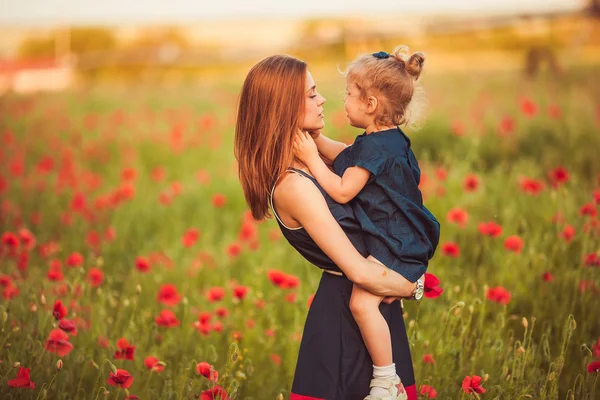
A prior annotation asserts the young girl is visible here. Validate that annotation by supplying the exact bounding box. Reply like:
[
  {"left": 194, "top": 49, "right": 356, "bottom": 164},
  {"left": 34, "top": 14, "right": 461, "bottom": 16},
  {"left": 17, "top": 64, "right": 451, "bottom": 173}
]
[{"left": 294, "top": 46, "right": 440, "bottom": 400}]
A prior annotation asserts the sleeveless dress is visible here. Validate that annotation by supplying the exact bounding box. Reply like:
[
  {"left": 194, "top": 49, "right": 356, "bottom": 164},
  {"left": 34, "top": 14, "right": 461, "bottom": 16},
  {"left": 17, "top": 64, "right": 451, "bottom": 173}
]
[{"left": 270, "top": 168, "right": 417, "bottom": 400}]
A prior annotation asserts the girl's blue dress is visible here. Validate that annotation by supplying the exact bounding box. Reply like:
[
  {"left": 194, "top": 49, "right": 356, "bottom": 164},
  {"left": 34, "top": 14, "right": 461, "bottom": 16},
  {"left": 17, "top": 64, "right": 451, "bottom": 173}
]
[{"left": 333, "top": 127, "right": 440, "bottom": 282}]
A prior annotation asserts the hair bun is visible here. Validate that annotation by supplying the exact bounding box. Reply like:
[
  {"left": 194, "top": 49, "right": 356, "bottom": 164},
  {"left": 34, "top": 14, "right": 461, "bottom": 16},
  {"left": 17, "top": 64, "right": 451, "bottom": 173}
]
[{"left": 406, "top": 52, "right": 425, "bottom": 80}]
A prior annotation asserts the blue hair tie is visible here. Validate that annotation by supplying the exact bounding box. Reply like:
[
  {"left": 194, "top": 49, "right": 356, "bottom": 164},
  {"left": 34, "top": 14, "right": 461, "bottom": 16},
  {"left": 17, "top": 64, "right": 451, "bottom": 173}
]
[{"left": 372, "top": 51, "right": 389, "bottom": 59}]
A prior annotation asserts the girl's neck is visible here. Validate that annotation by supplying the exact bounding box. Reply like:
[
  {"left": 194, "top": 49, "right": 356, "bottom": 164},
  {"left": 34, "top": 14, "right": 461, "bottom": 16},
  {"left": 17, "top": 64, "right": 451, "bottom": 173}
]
[{"left": 365, "top": 122, "right": 396, "bottom": 135}]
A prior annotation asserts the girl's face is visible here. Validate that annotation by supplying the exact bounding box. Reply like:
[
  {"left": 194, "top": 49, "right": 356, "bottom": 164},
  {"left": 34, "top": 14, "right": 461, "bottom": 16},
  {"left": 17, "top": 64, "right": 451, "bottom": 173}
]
[
  {"left": 301, "top": 70, "right": 326, "bottom": 132},
  {"left": 344, "top": 82, "right": 370, "bottom": 129}
]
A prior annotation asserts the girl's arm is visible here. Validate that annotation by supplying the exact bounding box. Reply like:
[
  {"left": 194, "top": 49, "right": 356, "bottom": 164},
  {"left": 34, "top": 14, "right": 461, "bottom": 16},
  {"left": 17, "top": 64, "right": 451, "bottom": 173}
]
[
  {"left": 308, "top": 130, "right": 349, "bottom": 162},
  {"left": 294, "top": 131, "right": 369, "bottom": 204},
  {"left": 274, "top": 174, "right": 416, "bottom": 298}
]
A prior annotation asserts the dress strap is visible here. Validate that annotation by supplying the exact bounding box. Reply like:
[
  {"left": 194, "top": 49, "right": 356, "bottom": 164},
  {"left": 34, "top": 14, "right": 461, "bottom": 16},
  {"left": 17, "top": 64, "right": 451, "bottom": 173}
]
[{"left": 269, "top": 169, "right": 306, "bottom": 231}]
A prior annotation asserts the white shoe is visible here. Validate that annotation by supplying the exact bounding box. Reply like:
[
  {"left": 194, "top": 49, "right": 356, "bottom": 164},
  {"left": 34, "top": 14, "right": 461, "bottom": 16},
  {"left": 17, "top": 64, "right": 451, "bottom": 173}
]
[{"left": 363, "top": 375, "right": 408, "bottom": 400}]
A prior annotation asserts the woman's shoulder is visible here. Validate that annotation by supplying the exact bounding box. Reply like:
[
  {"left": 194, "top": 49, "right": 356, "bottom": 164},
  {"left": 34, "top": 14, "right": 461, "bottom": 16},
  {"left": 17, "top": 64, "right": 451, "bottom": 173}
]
[{"left": 274, "top": 171, "right": 324, "bottom": 207}]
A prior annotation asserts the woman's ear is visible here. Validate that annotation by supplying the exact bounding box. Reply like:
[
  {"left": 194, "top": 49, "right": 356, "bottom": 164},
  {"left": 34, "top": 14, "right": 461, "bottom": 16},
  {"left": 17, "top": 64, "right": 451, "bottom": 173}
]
[{"left": 366, "top": 96, "right": 379, "bottom": 114}]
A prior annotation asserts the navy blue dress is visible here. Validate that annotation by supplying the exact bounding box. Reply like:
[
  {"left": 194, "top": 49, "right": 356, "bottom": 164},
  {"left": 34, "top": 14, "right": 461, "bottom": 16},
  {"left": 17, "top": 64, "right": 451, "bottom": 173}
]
[
  {"left": 333, "top": 127, "right": 440, "bottom": 283},
  {"left": 270, "top": 169, "right": 417, "bottom": 400}
]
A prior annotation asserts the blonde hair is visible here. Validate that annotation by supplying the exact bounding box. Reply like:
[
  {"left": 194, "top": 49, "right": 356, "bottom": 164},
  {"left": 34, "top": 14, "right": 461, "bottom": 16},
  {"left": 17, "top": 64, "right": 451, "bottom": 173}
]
[
  {"left": 345, "top": 45, "right": 427, "bottom": 128},
  {"left": 234, "top": 55, "right": 307, "bottom": 221}
]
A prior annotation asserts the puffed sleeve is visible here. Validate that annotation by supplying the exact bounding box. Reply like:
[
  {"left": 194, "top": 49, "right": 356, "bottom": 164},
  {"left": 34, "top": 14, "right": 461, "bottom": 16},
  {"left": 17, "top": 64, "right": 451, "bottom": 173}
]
[{"left": 348, "top": 137, "right": 388, "bottom": 178}]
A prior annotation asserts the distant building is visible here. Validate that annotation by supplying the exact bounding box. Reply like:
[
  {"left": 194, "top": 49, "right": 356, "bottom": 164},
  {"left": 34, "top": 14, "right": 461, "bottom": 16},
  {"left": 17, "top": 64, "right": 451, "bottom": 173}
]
[{"left": 0, "top": 58, "right": 74, "bottom": 94}]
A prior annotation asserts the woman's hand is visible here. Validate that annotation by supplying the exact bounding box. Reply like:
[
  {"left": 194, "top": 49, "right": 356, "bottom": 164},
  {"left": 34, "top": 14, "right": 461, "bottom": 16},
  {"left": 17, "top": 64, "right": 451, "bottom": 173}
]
[{"left": 293, "top": 130, "right": 320, "bottom": 165}]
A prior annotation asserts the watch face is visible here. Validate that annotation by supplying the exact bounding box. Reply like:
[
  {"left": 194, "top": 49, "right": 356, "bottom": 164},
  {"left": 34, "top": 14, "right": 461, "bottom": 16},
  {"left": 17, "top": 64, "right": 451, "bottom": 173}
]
[{"left": 415, "top": 289, "right": 424, "bottom": 300}]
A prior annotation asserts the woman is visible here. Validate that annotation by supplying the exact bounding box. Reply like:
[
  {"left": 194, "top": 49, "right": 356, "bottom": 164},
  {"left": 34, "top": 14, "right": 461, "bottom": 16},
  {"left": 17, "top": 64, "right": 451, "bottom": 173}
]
[{"left": 234, "top": 54, "right": 419, "bottom": 400}]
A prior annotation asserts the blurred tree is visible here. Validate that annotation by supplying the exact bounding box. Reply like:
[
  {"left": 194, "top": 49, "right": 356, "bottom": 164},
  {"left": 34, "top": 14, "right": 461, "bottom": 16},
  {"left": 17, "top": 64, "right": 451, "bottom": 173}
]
[
  {"left": 589, "top": 0, "right": 600, "bottom": 17},
  {"left": 18, "top": 27, "right": 117, "bottom": 59}
]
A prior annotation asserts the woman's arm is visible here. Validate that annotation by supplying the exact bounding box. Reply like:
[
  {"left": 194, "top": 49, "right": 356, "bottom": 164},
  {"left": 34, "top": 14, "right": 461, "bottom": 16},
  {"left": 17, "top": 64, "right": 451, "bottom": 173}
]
[
  {"left": 275, "top": 174, "right": 417, "bottom": 298},
  {"left": 294, "top": 131, "right": 369, "bottom": 204}
]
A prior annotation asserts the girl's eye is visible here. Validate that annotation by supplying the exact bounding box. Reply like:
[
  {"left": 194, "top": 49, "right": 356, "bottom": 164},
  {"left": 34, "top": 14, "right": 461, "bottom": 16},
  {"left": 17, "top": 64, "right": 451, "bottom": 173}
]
[{"left": 310, "top": 95, "right": 317, "bottom": 99}]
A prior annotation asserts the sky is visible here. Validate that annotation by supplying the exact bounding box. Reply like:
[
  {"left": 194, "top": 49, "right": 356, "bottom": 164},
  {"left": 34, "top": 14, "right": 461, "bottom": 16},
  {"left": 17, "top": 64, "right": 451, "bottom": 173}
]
[{"left": 0, "top": 0, "right": 584, "bottom": 26}]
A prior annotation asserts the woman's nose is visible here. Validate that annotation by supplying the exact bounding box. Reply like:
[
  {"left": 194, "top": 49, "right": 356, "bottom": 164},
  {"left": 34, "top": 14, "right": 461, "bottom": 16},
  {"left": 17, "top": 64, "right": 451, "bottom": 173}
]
[{"left": 319, "top": 95, "right": 326, "bottom": 105}]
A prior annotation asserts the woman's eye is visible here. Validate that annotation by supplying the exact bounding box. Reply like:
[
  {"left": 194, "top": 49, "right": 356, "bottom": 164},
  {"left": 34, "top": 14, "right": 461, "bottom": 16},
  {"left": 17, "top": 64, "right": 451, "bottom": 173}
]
[{"left": 310, "top": 95, "right": 317, "bottom": 99}]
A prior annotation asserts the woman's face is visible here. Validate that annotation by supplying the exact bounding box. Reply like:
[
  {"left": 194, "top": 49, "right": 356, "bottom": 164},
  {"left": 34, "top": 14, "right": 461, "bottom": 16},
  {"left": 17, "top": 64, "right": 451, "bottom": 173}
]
[{"left": 301, "top": 70, "right": 326, "bottom": 132}]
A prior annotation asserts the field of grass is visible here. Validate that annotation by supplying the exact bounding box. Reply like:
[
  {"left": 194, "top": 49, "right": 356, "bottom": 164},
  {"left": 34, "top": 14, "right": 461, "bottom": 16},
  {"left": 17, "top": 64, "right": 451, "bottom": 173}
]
[{"left": 1, "top": 65, "right": 599, "bottom": 399}]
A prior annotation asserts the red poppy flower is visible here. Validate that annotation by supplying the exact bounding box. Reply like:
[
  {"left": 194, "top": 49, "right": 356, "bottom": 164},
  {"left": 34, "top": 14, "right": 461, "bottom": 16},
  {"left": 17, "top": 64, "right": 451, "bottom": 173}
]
[
  {"left": 18, "top": 228, "right": 36, "bottom": 251},
  {"left": 157, "top": 284, "right": 182, "bottom": 307},
  {"left": 66, "top": 252, "right": 83, "bottom": 267},
  {"left": 226, "top": 242, "right": 242, "bottom": 258},
  {"left": 592, "top": 338, "right": 600, "bottom": 358},
  {"left": 285, "top": 292, "right": 297, "bottom": 303},
  {"left": 196, "top": 169, "right": 211, "bottom": 185},
  {"left": 559, "top": 225, "right": 575, "bottom": 243},
  {"left": 45, "top": 329, "right": 74, "bottom": 356},
  {"left": 58, "top": 319, "right": 78, "bottom": 336},
  {"left": 198, "top": 312, "right": 212, "bottom": 324},
  {"left": 462, "top": 375, "right": 486, "bottom": 394},
  {"left": 548, "top": 166, "right": 569, "bottom": 186},
  {"left": 196, "top": 362, "right": 219, "bottom": 382},
  {"left": 47, "top": 265, "right": 64, "bottom": 282},
  {"left": 446, "top": 208, "right": 468, "bottom": 228},
  {"left": 268, "top": 229, "right": 281, "bottom": 242},
  {"left": 182, "top": 228, "right": 200, "bottom": 248},
  {"left": 423, "top": 354, "right": 435, "bottom": 364},
  {"left": 3, "top": 285, "right": 18, "bottom": 300},
  {"left": 106, "top": 369, "right": 134, "bottom": 389},
  {"left": 441, "top": 242, "right": 460, "bottom": 258},
  {"left": 53, "top": 300, "right": 67, "bottom": 320},
  {"left": 463, "top": 174, "right": 479, "bottom": 192},
  {"left": 212, "top": 194, "right": 227, "bottom": 208},
  {"left": 541, "top": 271, "right": 553, "bottom": 282},
  {"left": 307, "top": 293, "right": 315, "bottom": 308},
  {"left": 588, "top": 360, "right": 600, "bottom": 373},
  {"left": 155, "top": 310, "right": 180, "bottom": 328},
  {"left": 121, "top": 167, "right": 137, "bottom": 182},
  {"left": 2, "top": 231, "right": 20, "bottom": 252},
  {"left": 70, "top": 192, "right": 87, "bottom": 212},
  {"left": 478, "top": 221, "right": 503, "bottom": 238},
  {"left": 0, "top": 274, "right": 11, "bottom": 287},
  {"left": 238, "top": 220, "right": 258, "bottom": 242},
  {"left": 424, "top": 273, "right": 444, "bottom": 299},
  {"left": 498, "top": 115, "right": 515, "bottom": 136},
  {"left": 144, "top": 356, "right": 164, "bottom": 372},
  {"left": 215, "top": 307, "right": 229, "bottom": 318},
  {"left": 270, "top": 353, "right": 282, "bottom": 366},
  {"left": 135, "top": 256, "right": 150, "bottom": 273},
  {"left": 207, "top": 287, "right": 225, "bottom": 302},
  {"left": 583, "top": 253, "right": 600, "bottom": 267},
  {"left": 8, "top": 367, "right": 35, "bottom": 389},
  {"left": 520, "top": 97, "right": 537, "bottom": 117},
  {"left": 580, "top": 203, "right": 598, "bottom": 218},
  {"left": 519, "top": 177, "right": 545, "bottom": 195},
  {"left": 419, "top": 384, "right": 437, "bottom": 398},
  {"left": 194, "top": 321, "right": 212, "bottom": 336},
  {"left": 267, "top": 270, "right": 288, "bottom": 288},
  {"left": 87, "top": 268, "right": 104, "bottom": 287},
  {"left": 201, "top": 385, "right": 229, "bottom": 400},
  {"left": 547, "top": 104, "right": 561, "bottom": 119},
  {"left": 282, "top": 274, "right": 300, "bottom": 289},
  {"left": 232, "top": 285, "right": 249, "bottom": 300},
  {"left": 114, "top": 338, "right": 135, "bottom": 360},
  {"left": 504, "top": 235, "right": 524, "bottom": 253},
  {"left": 486, "top": 286, "right": 511, "bottom": 305}
]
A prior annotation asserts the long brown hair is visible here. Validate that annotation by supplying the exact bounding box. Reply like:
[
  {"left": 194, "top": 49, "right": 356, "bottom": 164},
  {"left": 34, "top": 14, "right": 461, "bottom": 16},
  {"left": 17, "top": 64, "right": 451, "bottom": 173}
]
[{"left": 234, "top": 55, "right": 307, "bottom": 221}]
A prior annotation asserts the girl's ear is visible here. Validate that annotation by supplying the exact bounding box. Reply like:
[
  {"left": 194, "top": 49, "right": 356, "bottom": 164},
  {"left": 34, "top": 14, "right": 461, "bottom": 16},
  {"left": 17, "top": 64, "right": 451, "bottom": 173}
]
[{"left": 366, "top": 95, "right": 379, "bottom": 114}]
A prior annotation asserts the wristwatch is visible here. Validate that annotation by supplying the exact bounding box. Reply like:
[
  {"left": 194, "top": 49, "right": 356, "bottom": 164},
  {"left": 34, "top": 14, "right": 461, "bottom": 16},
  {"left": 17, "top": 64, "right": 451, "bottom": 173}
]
[{"left": 411, "top": 277, "right": 424, "bottom": 301}]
